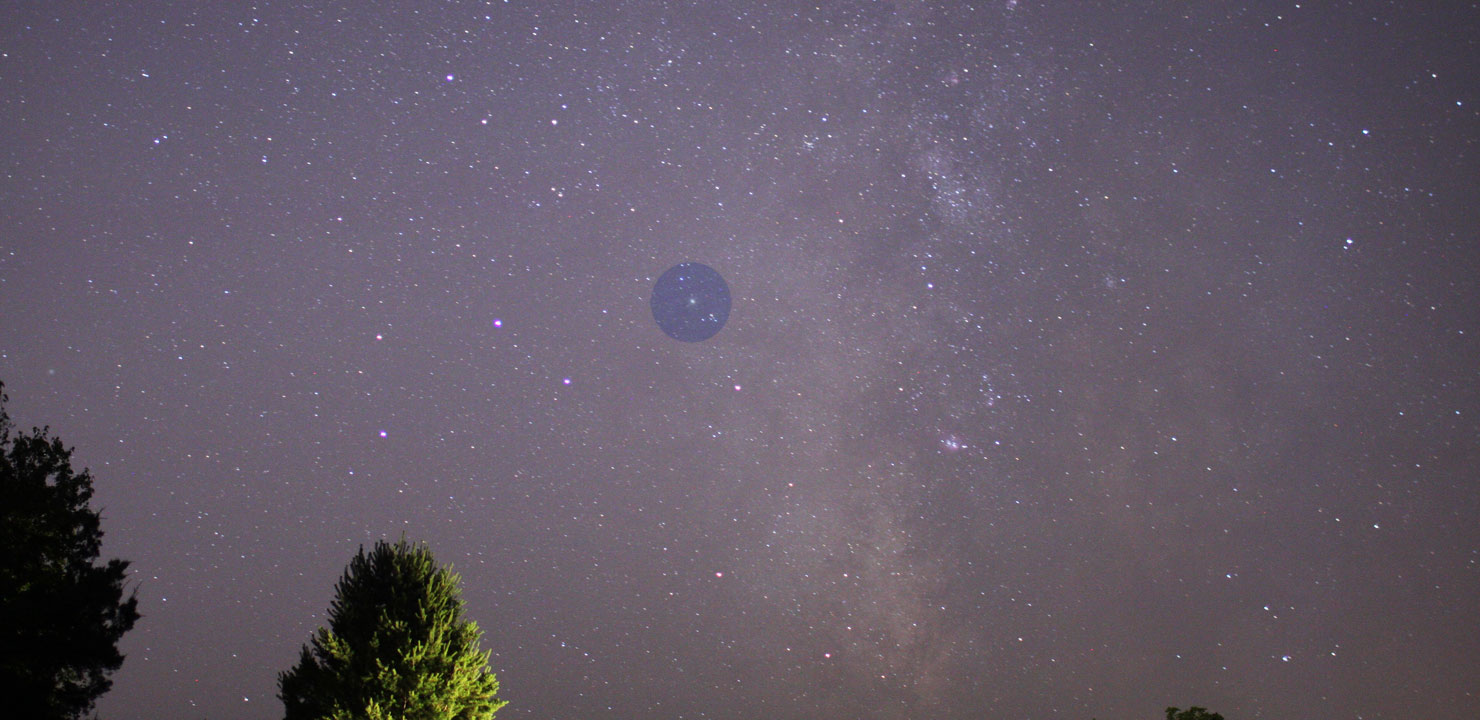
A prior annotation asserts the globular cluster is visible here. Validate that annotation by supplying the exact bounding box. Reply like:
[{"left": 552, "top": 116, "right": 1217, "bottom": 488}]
[{"left": 1, "top": 2, "right": 1476, "bottom": 719}]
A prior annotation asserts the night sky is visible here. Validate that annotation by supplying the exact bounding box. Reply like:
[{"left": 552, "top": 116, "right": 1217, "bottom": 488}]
[{"left": 2, "top": 2, "right": 1477, "bottom": 719}]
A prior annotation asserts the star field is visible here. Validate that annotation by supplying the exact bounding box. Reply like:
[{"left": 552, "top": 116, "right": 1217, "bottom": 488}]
[{"left": 1, "top": 2, "right": 1477, "bottom": 719}]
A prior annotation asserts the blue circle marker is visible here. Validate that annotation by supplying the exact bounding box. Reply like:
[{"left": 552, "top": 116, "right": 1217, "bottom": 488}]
[{"left": 651, "top": 262, "right": 730, "bottom": 342}]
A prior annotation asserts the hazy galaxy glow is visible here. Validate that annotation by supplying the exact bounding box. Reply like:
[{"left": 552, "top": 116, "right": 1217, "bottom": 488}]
[{"left": 1, "top": 3, "right": 1476, "bottom": 719}]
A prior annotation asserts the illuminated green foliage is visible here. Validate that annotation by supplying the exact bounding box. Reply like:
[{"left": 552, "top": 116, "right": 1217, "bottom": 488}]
[{"left": 279, "top": 538, "right": 507, "bottom": 720}]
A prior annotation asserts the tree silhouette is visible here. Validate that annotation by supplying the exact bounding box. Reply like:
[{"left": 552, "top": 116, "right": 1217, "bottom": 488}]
[
  {"left": 279, "top": 538, "right": 508, "bottom": 719},
  {"left": 0, "top": 381, "right": 140, "bottom": 720},
  {"left": 1167, "top": 707, "right": 1225, "bottom": 720}
]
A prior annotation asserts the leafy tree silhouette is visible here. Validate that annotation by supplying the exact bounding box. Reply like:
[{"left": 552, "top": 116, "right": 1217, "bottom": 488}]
[
  {"left": 0, "top": 381, "right": 140, "bottom": 719},
  {"left": 1167, "top": 707, "right": 1225, "bottom": 720}
]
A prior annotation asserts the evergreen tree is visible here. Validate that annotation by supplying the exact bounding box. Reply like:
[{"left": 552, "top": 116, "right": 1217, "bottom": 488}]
[
  {"left": 279, "top": 538, "right": 508, "bottom": 720},
  {"left": 0, "top": 381, "right": 141, "bottom": 720}
]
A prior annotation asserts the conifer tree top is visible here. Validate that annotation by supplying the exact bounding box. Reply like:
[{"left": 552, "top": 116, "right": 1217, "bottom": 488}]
[{"left": 279, "top": 538, "right": 507, "bottom": 720}]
